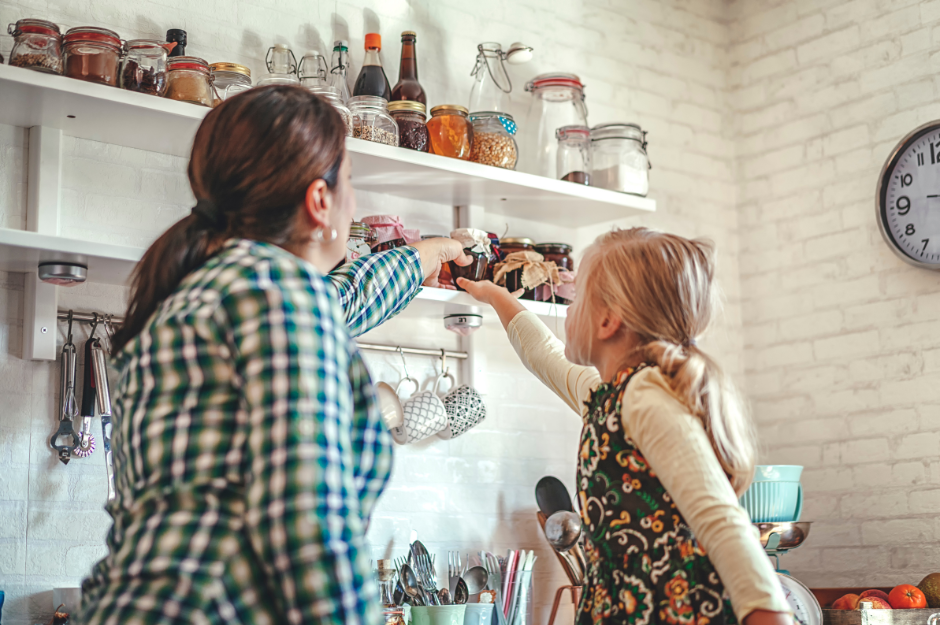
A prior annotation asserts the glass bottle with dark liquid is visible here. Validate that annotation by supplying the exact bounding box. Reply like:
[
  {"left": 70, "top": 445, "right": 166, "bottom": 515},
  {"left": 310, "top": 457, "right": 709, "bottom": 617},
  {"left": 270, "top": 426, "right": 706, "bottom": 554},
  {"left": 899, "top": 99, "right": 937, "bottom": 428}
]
[
  {"left": 391, "top": 31, "right": 426, "bottom": 104},
  {"left": 353, "top": 33, "right": 391, "bottom": 100}
]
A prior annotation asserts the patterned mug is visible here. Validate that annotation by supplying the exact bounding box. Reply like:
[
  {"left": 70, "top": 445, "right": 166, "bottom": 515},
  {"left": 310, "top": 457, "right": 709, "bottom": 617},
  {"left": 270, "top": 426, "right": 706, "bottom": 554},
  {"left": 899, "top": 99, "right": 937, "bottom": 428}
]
[
  {"left": 438, "top": 385, "right": 487, "bottom": 439},
  {"left": 386, "top": 377, "right": 418, "bottom": 445},
  {"left": 400, "top": 372, "right": 454, "bottom": 444}
]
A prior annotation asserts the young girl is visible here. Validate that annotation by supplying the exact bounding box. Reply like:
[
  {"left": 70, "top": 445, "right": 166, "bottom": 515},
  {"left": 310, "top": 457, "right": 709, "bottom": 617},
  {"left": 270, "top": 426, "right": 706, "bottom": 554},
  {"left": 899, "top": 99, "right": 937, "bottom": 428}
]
[{"left": 459, "top": 228, "right": 791, "bottom": 625}]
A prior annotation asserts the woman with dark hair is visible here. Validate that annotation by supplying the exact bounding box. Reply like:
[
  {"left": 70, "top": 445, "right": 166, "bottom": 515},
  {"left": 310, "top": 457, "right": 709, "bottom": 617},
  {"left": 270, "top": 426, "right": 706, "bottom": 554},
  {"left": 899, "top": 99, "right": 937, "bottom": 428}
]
[{"left": 77, "top": 85, "right": 469, "bottom": 625}]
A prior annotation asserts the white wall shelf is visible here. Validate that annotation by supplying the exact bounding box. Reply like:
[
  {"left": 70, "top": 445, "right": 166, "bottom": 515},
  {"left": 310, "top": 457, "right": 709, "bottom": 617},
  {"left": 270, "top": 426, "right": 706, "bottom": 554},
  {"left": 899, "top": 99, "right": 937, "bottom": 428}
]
[{"left": 0, "top": 64, "right": 655, "bottom": 227}]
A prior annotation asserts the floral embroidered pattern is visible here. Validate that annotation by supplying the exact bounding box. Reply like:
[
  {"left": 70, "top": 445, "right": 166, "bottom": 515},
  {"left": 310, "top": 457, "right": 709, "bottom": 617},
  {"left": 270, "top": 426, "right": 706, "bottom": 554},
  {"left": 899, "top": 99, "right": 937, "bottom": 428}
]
[{"left": 576, "top": 365, "right": 737, "bottom": 625}]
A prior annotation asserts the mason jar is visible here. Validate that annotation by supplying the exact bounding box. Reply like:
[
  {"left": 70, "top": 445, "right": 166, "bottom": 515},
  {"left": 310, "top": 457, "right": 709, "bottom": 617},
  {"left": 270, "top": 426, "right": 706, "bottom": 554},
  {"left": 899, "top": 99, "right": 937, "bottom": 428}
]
[
  {"left": 63, "top": 26, "right": 123, "bottom": 86},
  {"left": 556, "top": 125, "right": 592, "bottom": 184},
  {"left": 121, "top": 39, "right": 168, "bottom": 96},
  {"left": 308, "top": 85, "right": 353, "bottom": 137},
  {"left": 7, "top": 18, "right": 62, "bottom": 74},
  {"left": 165, "top": 56, "right": 214, "bottom": 107},
  {"left": 348, "top": 95, "right": 399, "bottom": 147},
  {"left": 469, "top": 111, "right": 518, "bottom": 169},
  {"left": 388, "top": 101, "right": 429, "bottom": 152},
  {"left": 210, "top": 62, "right": 251, "bottom": 103},
  {"left": 346, "top": 221, "right": 375, "bottom": 263},
  {"left": 589, "top": 123, "right": 650, "bottom": 196}
]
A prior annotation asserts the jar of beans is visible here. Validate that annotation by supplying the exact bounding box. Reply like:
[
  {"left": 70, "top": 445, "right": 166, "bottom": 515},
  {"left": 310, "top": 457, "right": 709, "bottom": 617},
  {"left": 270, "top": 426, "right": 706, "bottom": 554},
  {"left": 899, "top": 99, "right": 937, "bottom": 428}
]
[
  {"left": 63, "top": 26, "right": 122, "bottom": 86},
  {"left": 388, "top": 101, "right": 429, "bottom": 152},
  {"left": 469, "top": 111, "right": 518, "bottom": 169},
  {"left": 7, "top": 19, "right": 62, "bottom": 74},
  {"left": 427, "top": 105, "right": 473, "bottom": 160},
  {"left": 121, "top": 40, "right": 168, "bottom": 96}
]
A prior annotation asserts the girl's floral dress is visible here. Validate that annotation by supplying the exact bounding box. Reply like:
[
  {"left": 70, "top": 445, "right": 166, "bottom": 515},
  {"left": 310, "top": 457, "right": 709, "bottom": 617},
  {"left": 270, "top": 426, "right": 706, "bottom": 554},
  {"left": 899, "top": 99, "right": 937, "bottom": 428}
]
[{"left": 577, "top": 364, "right": 738, "bottom": 625}]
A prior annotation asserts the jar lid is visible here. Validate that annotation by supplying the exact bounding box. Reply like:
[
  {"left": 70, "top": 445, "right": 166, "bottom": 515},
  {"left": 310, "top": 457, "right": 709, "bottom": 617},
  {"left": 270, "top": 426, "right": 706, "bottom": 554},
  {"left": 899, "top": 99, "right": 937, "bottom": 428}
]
[
  {"left": 526, "top": 72, "right": 583, "bottom": 91},
  {"left": 590, "top": 123, "right": 645, "bottom": 143},
  {"left": 349, "top": 221, "right": 374, "bottom": 238},
  {"left": 388, "top": 100, "right": 427, "bottom": 114},
  {"left": 365, "top": 33, "right": 382, "bottom": 50},
  {"left": 168, "top": 56, "right": 210, "bottom": 76},
  {"left": 210, "top": 62, "right": 251, "bottom": 77},
  {"left": 535, "top": 243, "right": 573, "bottom": 253},
  {"left": 469, "top": 111, "right": 517, "bottom": 135},
  {"left": 556, "top": 125, "right": 590, "bottom": 141},
  {"left": 430, "top": 104, "right": 469, "bottom": 117},
  {"left": 348, "top": 95, "right": 388, "bottom": 109},
  {"left": 63, "top": 26, "right": 121, "bottom": 48},
  {"left": 501, "top": 237, "right": 535, "bottom": 246},
  {"left": 126, "top": 39, "right": 169, "bottom": 52},
  {"left": 8, "top": 18, "right": 61, "bottom": 37}
]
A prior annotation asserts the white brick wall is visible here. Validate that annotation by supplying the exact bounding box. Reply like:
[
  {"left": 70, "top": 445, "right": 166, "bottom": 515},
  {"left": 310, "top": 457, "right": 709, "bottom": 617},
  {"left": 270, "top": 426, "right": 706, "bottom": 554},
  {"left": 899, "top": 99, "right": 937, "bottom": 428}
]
[
  {"left": 731, "top": 0, "right": 940, "bottom": 588},
  {"left": 0, "top": 0, "right": 739, "bottom": 623}
]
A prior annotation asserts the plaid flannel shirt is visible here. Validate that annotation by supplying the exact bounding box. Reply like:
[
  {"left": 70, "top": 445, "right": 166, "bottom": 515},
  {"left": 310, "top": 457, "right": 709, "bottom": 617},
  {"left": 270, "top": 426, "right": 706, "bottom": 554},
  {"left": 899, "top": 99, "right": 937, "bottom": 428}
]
[{"left": 78, "top": 239, "right": 423, "bottom": 625}]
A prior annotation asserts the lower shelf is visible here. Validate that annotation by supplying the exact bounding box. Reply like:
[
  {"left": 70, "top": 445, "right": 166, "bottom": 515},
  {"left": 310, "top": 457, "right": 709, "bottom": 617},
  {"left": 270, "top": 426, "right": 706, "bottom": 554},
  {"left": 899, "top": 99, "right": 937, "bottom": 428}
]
[{"left": 0, "top": 228, "right": 568, "bottom": 318}]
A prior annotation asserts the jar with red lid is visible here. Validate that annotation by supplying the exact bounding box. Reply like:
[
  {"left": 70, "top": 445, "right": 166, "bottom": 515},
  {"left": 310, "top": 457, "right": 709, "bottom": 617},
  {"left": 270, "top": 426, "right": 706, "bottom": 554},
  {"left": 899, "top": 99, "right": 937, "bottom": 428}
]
[
  {"left": 63, "top": 26, "right": 122, "bottom": 86},
  {"left": 165, "top": 56, "right": 214, "bottom": 107},
  {"left": 521, "top": 73, "right": 588, "bottom": 178},
  {"left": 7, "top": 19, "right": 62, "bottom": 74},
  {"left": 121, "top": 40, "right": 168, "bottom": 96}
]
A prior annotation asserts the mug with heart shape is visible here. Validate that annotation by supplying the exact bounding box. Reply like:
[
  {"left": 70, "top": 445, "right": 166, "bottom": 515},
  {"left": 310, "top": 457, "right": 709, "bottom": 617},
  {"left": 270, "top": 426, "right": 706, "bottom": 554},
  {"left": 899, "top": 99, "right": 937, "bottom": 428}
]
[
  {"left": 400, "top": 371, "right": 455, "bottom": 444},
  {"left": 384, "top": 376, "right": 418, "bottom": 445}
]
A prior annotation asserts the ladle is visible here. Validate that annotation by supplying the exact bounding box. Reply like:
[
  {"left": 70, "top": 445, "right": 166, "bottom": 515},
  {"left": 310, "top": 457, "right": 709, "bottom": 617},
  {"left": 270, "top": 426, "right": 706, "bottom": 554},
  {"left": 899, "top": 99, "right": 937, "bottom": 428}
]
[{"left": 400, "top": 563, "right": 424, "bottom": 606}]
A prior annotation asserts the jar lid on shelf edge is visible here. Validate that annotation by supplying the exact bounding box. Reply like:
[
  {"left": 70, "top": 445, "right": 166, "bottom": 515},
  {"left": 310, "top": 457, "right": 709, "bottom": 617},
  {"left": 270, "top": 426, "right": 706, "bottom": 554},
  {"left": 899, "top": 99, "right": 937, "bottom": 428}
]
[
  {"left": 430, "top": 104, "right": 469, "bottom": 117},
  {"left": 388, "top": 100, "right": 427, "bottom": 114},
  {"left": 63, "top": 26, "right": 122, "bottom": 48},
  {"left": 525, "top": 72, "right": 583, "bottom": 91},
  {"left": 210, "top": 62, "right": 251, "bottom": 77},
  {"left": 8, "top": 18, "right": 61, "bottom": 37}
]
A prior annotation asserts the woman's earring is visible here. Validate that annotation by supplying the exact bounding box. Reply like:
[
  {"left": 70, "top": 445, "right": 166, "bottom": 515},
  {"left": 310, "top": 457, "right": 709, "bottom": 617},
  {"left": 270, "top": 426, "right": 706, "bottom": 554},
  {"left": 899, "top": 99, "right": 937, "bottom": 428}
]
[{"left": 312, "top": 226, "right": 339, "bottom": 244}]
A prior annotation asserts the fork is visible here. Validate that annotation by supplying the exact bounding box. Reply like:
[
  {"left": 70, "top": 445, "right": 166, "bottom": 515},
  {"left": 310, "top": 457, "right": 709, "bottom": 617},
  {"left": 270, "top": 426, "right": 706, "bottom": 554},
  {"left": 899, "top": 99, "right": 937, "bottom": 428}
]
[
  {"left": 413, "top": 553, "right": 440, "bottom": 605},
  {"left": 448, "top": 551, "right": 462, "bottom": 594},
  {"left": 486, "top": 553, "right": 509, "bottom": 625}
]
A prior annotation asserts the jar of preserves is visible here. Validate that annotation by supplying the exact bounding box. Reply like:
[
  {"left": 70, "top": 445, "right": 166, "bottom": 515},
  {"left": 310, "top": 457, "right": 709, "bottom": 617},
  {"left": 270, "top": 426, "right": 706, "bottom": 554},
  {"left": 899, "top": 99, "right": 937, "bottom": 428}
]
[
  {"left": 348, "top": 96, "right": 399, "bottom": 146},
  {"left": 500, "top": 237, "right": 536, "bottom": 300},
  {"left": 427, "top": 105, "right": 473, "bottom": 160},
  {"left": 388, "top": 101, "right": 429, "bottom": 152},
  {"left": 590, "top": 123, "right": 650, "bottom": 196},
  {"left": 346, "top": 221, "right": 375, "bottom": 263},
  {"left": 469, "top": 112, "right": 518, "bottom": 169},
  {"left": 534, "top": 242, "right": 574, "bottom": 303},
  {"left": 521, "top": 73, "right": 588, "bottom": 177},
  {"left": 7, "top": 19, "right": 62, "bottom": 74},
  {"left": 556, "top": 125, "right": 592, "bottom": 184},
  {"left": 308, "top": 86, "right": 353, "bottom": 136},
  {"left": 121, "top": 40, "right": 168, "bottom": 96},
  {"left": 165, "top": 56, "right": 213, "bottom": 107},
  {"left": 210, "top": 62, "right": 251, "bottom": 103},
  {"left": 63, "top": 26, "right": 122, "bottom": 86}
]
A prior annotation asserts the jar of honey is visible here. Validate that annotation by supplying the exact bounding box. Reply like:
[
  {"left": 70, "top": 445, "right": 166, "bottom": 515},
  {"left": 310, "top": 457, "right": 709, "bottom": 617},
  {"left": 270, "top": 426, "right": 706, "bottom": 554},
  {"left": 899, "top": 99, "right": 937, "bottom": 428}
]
[{"left": 427, "top": 105, "right": 473, "bottom": 160}]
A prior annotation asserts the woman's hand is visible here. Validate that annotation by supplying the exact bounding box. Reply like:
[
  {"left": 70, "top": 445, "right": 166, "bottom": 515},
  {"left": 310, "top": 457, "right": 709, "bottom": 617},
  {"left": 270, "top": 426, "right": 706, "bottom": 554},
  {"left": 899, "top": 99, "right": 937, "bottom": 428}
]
[
  {"left": 409, "top": 238, "right": 471, "bottom": 289},
  {"left": 457, "top": 278, "right": 527, "bottom": 330}
]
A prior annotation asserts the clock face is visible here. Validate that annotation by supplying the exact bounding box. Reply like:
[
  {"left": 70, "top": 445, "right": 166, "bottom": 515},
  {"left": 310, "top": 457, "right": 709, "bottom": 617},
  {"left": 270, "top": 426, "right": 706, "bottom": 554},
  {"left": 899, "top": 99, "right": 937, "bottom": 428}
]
[
  {"left": 878, "top": 121, "right": 940, "bottom": 269},
  {"left": 777, "top": 573, "right": 821, "bottom": 625}
]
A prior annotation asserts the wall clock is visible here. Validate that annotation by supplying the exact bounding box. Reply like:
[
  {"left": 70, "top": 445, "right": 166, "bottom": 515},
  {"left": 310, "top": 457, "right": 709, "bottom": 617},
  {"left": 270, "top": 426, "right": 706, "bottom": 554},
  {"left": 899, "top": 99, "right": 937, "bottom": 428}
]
[{"left": 877, "top": 120, "right": 940, "bottom": 269}]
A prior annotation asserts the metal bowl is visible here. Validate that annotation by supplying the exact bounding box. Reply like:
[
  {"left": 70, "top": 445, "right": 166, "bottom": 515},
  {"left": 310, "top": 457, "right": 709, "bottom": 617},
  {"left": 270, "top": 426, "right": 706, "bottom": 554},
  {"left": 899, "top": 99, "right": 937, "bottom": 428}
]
[{"left": 754, "top": 522, "right": 812, "bottom": 550}]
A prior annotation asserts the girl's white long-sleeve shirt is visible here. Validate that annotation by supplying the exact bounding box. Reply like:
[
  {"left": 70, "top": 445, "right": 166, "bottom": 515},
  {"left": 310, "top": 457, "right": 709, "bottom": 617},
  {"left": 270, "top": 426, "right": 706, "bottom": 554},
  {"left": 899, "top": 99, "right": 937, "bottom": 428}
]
[{"left": 507, "top": 311, "right": 790, "bottom": 621}]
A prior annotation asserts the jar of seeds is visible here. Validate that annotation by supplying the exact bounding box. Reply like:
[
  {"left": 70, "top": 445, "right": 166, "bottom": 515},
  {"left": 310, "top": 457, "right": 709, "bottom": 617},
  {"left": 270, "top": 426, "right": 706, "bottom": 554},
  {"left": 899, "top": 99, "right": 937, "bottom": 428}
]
[
  {"left": 348, "top": 95, "right": 399, "bottom": 147},
  {"left": 469, "top": 111, "right": 518, "bottom": 169},
  {"left": 8, "top": 19, "right": 63, "bottom": 74}
]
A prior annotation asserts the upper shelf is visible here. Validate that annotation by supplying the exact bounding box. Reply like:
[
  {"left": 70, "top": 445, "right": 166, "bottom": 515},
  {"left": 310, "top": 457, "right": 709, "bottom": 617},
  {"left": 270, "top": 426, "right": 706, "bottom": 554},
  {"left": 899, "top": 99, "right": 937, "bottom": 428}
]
[
  {"left": 0, "top": 227, "right": 567, "bottom": 317},
  {"left": 0, "top": 64, "right": 655, "bottom": 226}
]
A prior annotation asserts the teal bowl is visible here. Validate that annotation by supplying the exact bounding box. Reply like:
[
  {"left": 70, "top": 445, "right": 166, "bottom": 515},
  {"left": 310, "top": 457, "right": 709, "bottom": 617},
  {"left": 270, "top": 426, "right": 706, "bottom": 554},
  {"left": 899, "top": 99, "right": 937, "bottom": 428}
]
[{"left": 740, "top": 465, "right": 803, "bottom": 523}]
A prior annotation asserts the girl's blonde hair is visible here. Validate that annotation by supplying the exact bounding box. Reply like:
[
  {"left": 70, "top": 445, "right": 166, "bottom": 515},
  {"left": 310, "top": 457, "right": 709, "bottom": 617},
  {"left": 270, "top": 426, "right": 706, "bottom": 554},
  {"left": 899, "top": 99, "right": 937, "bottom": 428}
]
[{"left": 579, "top": 227, "right": 756, "bottom": 496}]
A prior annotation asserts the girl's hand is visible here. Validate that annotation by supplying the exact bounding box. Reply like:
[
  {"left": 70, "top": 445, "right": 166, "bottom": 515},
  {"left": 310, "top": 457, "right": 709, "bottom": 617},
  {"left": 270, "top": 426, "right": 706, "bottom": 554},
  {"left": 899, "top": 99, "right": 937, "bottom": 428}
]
[
  {"left": 457, "top": 278, "right": 527, "bottom": 330},
  {"left": 410, "top": 238, "right": 471, "bottom": 289}
]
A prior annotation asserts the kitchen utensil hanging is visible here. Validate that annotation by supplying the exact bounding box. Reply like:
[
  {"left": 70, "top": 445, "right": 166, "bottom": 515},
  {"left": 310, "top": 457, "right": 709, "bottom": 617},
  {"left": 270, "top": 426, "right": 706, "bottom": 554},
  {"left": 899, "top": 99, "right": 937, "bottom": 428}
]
[
  {"left": 50, "top": 312, "right": 79, "bottom": 464},
  {"left": 74, "top": 322, "right": 99, "bottom": 458},
  {"left": 91, "top": 336, "right": 116, "bottom": 500}
]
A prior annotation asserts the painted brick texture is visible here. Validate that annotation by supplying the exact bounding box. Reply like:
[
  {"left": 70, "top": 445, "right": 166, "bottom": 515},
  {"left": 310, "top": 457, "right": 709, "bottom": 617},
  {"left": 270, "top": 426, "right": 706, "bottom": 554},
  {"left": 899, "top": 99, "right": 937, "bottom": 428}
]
[{"left": 730, "top": 0, "right": 940, "bottom": 588}]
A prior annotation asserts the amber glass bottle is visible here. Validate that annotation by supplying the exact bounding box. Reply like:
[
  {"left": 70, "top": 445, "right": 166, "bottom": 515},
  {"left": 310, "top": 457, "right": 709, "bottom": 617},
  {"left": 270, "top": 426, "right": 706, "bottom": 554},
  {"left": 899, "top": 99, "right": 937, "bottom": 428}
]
[{"left": 391, "top": 31, "right": 426, "bottom": 104}]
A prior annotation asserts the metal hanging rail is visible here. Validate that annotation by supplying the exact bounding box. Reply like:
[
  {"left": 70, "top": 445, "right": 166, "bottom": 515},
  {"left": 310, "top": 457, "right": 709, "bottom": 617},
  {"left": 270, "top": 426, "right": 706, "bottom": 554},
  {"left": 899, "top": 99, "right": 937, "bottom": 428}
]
[{"left": 56, "top": 310, "right": 468, "bottom": 359}]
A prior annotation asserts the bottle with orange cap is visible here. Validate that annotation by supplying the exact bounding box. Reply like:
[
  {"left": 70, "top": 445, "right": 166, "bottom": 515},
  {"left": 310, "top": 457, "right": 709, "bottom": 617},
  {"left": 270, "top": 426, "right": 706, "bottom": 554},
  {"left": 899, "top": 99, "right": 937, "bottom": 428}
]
[{"left": 353, "top": 33, "right": 391, "bottom": 100}]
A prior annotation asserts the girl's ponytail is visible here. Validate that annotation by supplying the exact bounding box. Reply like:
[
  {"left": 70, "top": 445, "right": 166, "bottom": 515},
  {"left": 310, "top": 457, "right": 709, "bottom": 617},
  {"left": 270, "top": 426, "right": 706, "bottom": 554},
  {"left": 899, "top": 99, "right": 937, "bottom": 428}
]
[{"left": 580, "top": 228, "right": 757, "bottom": 496}]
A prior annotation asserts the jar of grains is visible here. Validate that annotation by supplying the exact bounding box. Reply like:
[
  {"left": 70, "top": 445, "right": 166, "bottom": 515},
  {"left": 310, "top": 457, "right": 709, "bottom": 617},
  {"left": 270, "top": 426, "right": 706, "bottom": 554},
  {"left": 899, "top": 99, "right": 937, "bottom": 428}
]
[
  {"left": 121, "top": 40, "right": 168, "bottom": 96},
  {"left": 469, "top": 111, "right": 518, "bottom": 169},
  {"left": 7, "top": 19, "right": 62, "bottom": 74},
  {"left": 165, "top": 56, "right": 214, "bottom": 107},
  {"left": 308, "top": 86, "right": 353, "bottom": 136},
  {"left": 426, "top": 105, "right": 473, "bottom": 160},
  {"left": 348, "top": 96, "right": 399, "bottom": 146},
  {"left": 63, "top": 26, "right": 122, "bottom": 86},
  {"left": 388, "top": 101, "right": 429, "bottom": 152},
  {"left": 210, "top": 62, "right": 251, "bottom": 104}
]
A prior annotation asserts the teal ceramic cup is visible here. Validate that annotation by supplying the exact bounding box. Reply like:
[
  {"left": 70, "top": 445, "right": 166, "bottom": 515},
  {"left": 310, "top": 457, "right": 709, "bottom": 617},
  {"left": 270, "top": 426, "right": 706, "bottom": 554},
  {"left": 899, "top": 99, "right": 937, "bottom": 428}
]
[
  {"left": 412, "top": 605, "right": 467, "bottom": 625},
  {"left": 739, "top": 465, "right": 803, "bottom": 522},
  {"left": 463, "top": 603, "right": 495, "bottom": 625}
]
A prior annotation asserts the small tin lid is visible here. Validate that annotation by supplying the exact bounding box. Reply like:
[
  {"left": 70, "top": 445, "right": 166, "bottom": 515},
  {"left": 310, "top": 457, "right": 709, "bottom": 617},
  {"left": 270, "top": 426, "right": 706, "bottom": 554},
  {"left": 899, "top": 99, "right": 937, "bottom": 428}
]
[
  {"left": 167, "top": 56, "right": 210, "bottom": 73},
  {"left": 535, "top": 242, "right": 573, "bottom": 253},
  {"left": 526, "top": 72, "right": 583, "bottom": 91},
  {"left": 501, "top": 237, "right": 535, "bottom": 247},
  {"left": 430, "top": 104, "right": 469, "bottom": 117},
  {"left": 63, "top": 26, "right": 121, "bottom": 49},
  {"left": 8, "top": 18, "right": 60, "bottom": 37},
  {"left": 388, "top": 100, "right": 427, "bottom": 114},
  {"left": 209, "top": 62, "right": 251, "bottom": 78}
]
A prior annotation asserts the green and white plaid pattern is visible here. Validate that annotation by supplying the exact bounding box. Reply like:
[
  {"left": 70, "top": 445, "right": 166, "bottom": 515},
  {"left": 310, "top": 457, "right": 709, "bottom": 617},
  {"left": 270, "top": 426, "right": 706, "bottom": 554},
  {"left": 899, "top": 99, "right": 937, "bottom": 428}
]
[{"left": 77, "top": 239, "right": 422, "bottom": 625}]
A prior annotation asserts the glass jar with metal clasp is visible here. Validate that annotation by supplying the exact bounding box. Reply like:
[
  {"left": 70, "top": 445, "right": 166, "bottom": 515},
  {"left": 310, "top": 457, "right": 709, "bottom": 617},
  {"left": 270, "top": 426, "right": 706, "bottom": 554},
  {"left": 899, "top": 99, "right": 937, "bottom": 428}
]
[
  {"left": 589, "top": 123, "right": 650, "bottom": 196},
  {"left": 7, "top": 18, "right": 62, "bottom": 74},
  {"left": 257, "top": 43, "right": 299, "bottom": 86},
  {"left": 468, "top": 41, "right": 533, "bottom": 113},
  {"left": 521, "top": 73, "right": 588, "bottom": 178}
]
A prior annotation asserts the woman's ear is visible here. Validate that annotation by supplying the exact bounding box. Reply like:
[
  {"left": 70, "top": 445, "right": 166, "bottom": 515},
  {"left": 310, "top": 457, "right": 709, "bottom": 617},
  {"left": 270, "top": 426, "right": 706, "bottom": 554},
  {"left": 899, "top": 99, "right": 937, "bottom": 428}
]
[
  {"left": 596, "top": 307, "right": 623, "bottom": 341},
  {"left": 302, "top": 178, "right": 332, "bottom": 229}
]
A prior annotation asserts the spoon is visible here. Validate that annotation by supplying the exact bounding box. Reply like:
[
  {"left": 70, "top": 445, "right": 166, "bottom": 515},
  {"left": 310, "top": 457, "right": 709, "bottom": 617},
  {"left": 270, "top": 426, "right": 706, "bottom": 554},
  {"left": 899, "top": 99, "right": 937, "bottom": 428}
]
[
  {"left": 453, "top": 577, "right": 469, "bottom": 605},
  {"left": 545, "top": 511, "right": 582, "bottom": 551},
  {"left": 535, "top": 476, "right": 574, "bottom": 517},
  {"left": 400, "top": 563, "right": 424, "bottom": 606},
  {"left": 438, "top": 588, "right": 451, "bottom": 605},
  {"left": 463, "top": 565, "right": 488, "bottom": 595}
]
